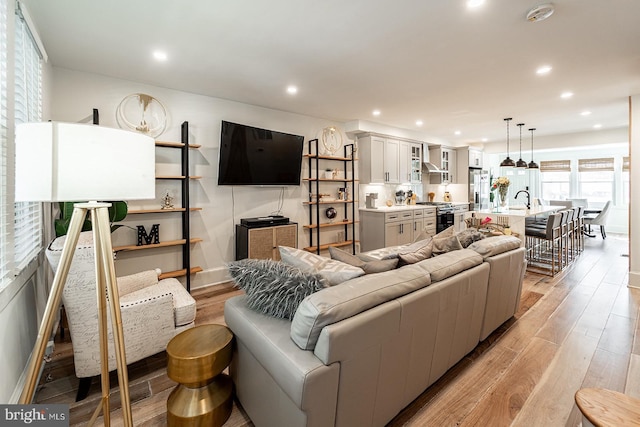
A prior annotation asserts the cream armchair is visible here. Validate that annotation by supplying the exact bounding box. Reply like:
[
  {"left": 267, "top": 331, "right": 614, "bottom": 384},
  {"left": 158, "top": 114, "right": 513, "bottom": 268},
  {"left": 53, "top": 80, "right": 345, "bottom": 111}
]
[{"left": 45, "top": 231, "right": 196, "bottom": 400}]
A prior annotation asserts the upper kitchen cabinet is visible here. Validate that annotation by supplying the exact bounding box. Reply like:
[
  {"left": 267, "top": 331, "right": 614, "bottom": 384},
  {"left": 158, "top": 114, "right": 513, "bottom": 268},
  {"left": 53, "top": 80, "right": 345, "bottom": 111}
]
[
  {"left": 359, "top": 135, "right": 400, "bottom": 184},
  {"left": 429, "top": 146, "right": 456, "bottom": 184},
  {"left": 399, "top": 141, "right": 422, "bottom": 184},
  {"left": 456, "top": 147, "right": 484, "bottom": 185}
]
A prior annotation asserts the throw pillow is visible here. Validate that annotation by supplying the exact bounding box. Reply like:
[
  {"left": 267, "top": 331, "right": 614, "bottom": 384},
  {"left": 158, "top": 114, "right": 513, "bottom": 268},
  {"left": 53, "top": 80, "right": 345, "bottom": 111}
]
[
  {"left": 398, "top": 238, "right": 433, "bottom": 266},
  {"left": 431, "top": 235, "right": 463, "bottom": 256},
  {"left": 279, "top": 246, "right": 365, "bottom": 286},
  {"left": 329, "top": 246, "right": 399, "bottom": 274},
  {"left": 456, "top": 227, "right": 486, "bottom": 248},
  {"left": 226, "top": 258, "right": 326, "bottom": 319}
]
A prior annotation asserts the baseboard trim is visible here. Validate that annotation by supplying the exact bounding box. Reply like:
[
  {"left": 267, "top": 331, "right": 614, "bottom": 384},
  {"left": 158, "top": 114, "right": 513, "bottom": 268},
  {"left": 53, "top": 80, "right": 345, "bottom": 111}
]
[{"left": 629, "top": 271, "right": 640, "bottom": 289}]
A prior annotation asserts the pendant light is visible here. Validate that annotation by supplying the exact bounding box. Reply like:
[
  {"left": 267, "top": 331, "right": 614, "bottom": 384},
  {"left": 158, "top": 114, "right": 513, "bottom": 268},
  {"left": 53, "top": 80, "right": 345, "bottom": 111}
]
[
  {"left": 516, "top": 123, "right": 528, "bottom": 168},
  {"left": 527, "top": 127, "right": 539, "bottom": 169},
  {"left": 500, "top": 118, "right": 515, "bottom": 167}
]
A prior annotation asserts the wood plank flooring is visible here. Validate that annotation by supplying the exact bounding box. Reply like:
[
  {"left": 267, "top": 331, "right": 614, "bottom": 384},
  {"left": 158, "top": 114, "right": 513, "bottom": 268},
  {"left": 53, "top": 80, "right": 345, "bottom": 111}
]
[{"left": 34, "top": 234, "right": 638, "bottom": 426}]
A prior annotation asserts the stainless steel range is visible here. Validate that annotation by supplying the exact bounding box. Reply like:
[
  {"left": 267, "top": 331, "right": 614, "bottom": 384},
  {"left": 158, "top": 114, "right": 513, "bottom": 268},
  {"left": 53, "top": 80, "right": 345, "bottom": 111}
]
[{"left": 416, "top": 202, "right": 455, "bottom": 232}]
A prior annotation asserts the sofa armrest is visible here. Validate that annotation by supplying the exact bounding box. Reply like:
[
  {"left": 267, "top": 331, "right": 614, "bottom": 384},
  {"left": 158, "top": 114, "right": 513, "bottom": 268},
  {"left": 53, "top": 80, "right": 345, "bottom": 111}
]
[
  {"left": 117, "top": 269, "right": 161, "bottom": 296},
  {"left": 225, "top": 295, "right": 339, "bottom": 411}
]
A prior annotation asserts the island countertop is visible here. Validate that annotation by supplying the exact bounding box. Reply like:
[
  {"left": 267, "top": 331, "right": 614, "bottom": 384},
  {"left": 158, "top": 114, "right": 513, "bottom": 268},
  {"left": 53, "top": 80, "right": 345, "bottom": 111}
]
[{"left": 473, "top": 205, "right": 560, "bottom": 217}]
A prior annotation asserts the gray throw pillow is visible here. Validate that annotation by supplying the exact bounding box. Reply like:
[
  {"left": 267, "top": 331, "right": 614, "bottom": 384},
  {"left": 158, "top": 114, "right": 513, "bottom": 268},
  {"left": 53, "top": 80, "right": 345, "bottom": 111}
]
[
  {"left": 456, "top": 227, "right": 486, "bottom": 248},
  {"left": 432, "top": 235, "right": 463, "bottom": 256},
  {"left": 279, "top": 246, "right": 365, "bottom": 286},
  {"left": 329, "top": 246, "right": 399, "bottom": 274},
  {"left": 398, "top": 238, "right": 433, "bottom": 266},
  {"left": 226, "top": 258, "right": 327, "bottom": 319}
]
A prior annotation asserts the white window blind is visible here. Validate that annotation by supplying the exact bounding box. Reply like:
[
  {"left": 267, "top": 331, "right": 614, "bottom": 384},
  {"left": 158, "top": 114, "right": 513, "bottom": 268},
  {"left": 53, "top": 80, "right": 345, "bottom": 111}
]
[
  {"left": 540, "top": 159, "right": 571, "bottom": 172},
  {"left": 0, "top": 0, "right": 9, "bottom": 284},
  {"left": 13, "top": 4, "right": 42, "bottom": 270},
  {"left": 578, "top": 157, "right": 614, "bottom": 172}
]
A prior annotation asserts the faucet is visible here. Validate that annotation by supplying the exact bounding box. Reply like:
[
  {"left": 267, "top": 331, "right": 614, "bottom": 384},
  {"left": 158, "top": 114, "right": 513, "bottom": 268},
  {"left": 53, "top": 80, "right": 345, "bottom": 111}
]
[{"left": 514, "top": 190, "right": 530, "bottom": 209}]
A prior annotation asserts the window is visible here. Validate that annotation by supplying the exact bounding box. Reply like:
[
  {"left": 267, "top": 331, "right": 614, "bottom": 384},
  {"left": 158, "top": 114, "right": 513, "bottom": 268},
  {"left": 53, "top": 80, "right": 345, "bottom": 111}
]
[
  {"left": 0, "top": 1, "right": 44, "bottom": 288},
  {"left": 578, "top": 157, "right": 614, "bottom": 206},
  {"left": 14, "top": 6, "right": 43, "bottom": 269},
  {"left": 622, "top": 156, "right": 630, "bottom": 205},
  {"left": 540, "top": 160, "right": 570, "bottom": 201}
]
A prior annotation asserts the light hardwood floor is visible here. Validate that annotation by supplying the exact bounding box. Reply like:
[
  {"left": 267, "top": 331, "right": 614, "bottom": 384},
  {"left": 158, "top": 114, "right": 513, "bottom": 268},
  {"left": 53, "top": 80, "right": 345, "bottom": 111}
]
[{"left": 35, "top": 234, "right": 639, "bottom": 426}]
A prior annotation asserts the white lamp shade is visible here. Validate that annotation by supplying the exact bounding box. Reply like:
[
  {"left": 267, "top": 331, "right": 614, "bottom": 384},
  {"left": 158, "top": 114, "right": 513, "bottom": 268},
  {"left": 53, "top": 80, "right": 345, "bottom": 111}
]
[{"left": 15, "top": 122, "right": 156, "bottom": 202}]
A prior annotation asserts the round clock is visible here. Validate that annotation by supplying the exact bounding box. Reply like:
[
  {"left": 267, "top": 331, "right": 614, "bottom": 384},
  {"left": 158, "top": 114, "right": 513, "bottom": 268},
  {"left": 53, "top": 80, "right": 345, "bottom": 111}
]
[
  {"left": 116, "top": 93, "right": 167, "bottom": 138},
  {"left": 325, "top": 207, "right": 337, "bottom": 220}
]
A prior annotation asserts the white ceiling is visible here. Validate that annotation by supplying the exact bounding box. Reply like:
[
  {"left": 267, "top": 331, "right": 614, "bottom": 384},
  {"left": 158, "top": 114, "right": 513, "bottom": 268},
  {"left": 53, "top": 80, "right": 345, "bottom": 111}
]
[{"left": 21, "top": 0, "right": 640, "bottom": 144}]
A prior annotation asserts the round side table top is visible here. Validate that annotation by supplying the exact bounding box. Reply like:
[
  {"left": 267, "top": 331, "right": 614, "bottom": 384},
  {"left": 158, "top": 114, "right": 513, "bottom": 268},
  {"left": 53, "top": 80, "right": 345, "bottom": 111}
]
[
  {"left": 167, "top": 324, "right": 233, "bottom": 385},
  {"left": 575, "top": 387, "right": 640, "bottom": 427}
]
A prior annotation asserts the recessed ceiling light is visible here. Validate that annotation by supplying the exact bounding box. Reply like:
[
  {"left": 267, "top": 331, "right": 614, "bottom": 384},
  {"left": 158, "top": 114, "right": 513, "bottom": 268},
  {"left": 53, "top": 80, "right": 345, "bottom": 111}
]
[
  {"left": 467, "top": 0, "right": 485, "bottom": 9},
  {"left": 286, "top": 85, "right": 298, "bottom": 95},
  {"left": 153, "top": 50, "right": 168, "bottom": 61},
  {"left": 536, "top": 65, "right": 552, "bottom": 75},
  {"left": 481, "top": 138, "right": 488, "bottom": 142},
  {"left": 581, "top": 111, "right": 592, "bottom": 116},
  {"left": 416, "top": 120, "right": 423, "bottom": 126},
  {"left": 454, "top": 130, "right": 461, "bottom": 136},
  {"left": 561, "top": 92, "right": 573, "bottom": 99},
  {"left": 593, "top": 124, "right": 602, "bottom": 129},
  {"left": 372, "top": 110, "right": 381, "bottom": 116}
]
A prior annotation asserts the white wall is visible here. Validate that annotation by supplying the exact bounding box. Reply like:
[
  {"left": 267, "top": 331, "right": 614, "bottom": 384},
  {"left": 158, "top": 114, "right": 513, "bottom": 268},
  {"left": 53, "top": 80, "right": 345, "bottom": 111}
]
[
  {"left": 629, "top": 95, "right": 639, "bottom": 288},
  {"left": 50, "top": 68, "right": 349, "bottom": 287}
]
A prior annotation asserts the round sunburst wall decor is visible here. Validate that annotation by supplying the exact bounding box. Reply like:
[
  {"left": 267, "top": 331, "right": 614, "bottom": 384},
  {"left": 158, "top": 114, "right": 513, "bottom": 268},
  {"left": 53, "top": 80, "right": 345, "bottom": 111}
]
[{"left": 116, "top": 93, "right": 167, "bottom": 138}]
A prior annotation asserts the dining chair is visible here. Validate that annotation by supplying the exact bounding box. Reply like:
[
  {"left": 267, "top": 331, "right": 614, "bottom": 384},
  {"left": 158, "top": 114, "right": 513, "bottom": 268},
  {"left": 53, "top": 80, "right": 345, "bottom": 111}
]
[{"left": 583, "top": 200, "right": 612, "bottom": 239}]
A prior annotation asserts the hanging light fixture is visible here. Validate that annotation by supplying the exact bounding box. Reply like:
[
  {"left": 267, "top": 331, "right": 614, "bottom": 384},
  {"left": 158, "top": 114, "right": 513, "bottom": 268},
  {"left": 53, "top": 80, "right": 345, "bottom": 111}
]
[
  {"left": 500, "top": 118, "right": 515, "bottom": 167},
  {"left": 516, "top": 123, "right": 528, "bottom": 168},
  {"left": 528, "top": 127, "right": 539, "bottom": 169}
]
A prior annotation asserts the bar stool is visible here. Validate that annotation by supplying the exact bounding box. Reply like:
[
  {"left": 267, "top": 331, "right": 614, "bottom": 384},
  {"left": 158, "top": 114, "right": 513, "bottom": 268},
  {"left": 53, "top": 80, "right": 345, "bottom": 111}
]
[{"left": 525, "top": 212, "right": 563, "bottom": 276}]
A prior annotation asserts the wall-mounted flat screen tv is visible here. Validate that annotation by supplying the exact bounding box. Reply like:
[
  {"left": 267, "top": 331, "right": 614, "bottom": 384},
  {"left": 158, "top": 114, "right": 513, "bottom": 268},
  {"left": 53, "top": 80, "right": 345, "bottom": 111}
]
[{"left": 217, "top": 121, "right": 305, "bottom": 186}]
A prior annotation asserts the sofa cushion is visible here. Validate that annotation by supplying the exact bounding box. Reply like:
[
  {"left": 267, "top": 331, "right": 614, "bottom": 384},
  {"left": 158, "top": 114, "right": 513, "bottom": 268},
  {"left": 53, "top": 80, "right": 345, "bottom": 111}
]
[
  {"left": 290, "top": 264, "right": 431, "bottom": 350},
  {"left": 328, "top": 246, "right": 398, "bottom": 274},
  {"left": 279, "top": 246, "right": 365, "bottom": 286},
  {"left": 414, "top": 248, "right": 483, "bottom": 282},
  {"left": 227, "top": 258, "right": 327, "bottom": 319},
  {"left": 467, "top": 235, "right": 522, "bottom": 259}
]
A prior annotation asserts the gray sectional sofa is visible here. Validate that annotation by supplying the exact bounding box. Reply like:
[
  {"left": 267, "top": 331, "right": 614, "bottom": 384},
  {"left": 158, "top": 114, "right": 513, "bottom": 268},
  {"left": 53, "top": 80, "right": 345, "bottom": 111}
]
[{"left": 224, "top": 235, "right": 526, "bottom": 427}]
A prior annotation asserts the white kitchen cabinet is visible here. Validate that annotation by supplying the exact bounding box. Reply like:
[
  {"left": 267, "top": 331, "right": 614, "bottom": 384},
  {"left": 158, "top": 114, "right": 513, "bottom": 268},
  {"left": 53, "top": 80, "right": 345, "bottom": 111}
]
[
  {"left": 399, "top": 141, "right": 423, "bottom": 184},
  {"left": 360, "top": 207, "right": 436, "bottom": 251},
  {"left": 453, "top": 204, "right": 470, "bottom": 232},
  {"left": 359, "top": 135, "right": 400, "bottom": 184},
  {"left": 429, "top": 146, "right": 457, "bottom": 184},
  {"left": 469, "top": 149, "right": 483, "bottom": 169}
]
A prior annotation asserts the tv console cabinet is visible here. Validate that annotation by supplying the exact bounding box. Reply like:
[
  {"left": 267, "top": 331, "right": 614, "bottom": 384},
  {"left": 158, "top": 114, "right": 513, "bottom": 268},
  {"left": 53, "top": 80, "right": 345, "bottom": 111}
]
[{"left": 235, "top": 223, "right": 298, "bottom": 261}]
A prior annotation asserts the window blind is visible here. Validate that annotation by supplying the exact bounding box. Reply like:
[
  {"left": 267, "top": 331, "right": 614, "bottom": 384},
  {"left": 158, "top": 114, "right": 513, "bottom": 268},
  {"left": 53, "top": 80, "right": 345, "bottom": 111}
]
[
  {"left": 623, "top": 156, "right": 630, "bottom": 172},
  {"left": 0, "top": 0, "right": 9, "bottom": 285},
  {"left": 578, "top": 157, "right": 614, "bottom": 172},
  {"left": 540, "top": 159, "right": 571, "bottom": 172},
  {"left": 13, "top": 5, "right": 42, "bottom": 271}
]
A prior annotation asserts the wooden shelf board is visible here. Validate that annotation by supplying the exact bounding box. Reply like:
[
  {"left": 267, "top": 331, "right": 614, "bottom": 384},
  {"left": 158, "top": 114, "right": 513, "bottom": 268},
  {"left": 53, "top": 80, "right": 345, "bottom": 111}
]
[
  {"left": 303, "top": 240, "right": 359, "bottom": 252},
  {"left": 113, "top": 238, "right": 203, "bottom": 252},
  {"left": 303, "top": 154, "right": 358, "bottom": 161},
  {"left": 303, "top": 200, "right": 358, "bottom": 205},
  {"left": 156, "top": 175, "right": 202, "bottom": 180},
  {"left": 159, "top": 266, "right": 203, "bottom": 280},
  {"left": 303, "top": 220, "right": 358, "bottom": 229},
  {"left": 127, "top": 207, "right": 203, "bottom": 214},
  {"left": 303, "top": 178, "right": 358, "bottom": 182},
  {"left": 155, "top": 141, "right": 202, "bottom": 149}
]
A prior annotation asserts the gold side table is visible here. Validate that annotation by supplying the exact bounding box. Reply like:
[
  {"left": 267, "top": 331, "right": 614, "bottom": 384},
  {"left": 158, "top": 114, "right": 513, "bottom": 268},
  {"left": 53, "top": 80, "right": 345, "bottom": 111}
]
[{"left": 167, "top": 324, "right": 234, "bottom": 427}]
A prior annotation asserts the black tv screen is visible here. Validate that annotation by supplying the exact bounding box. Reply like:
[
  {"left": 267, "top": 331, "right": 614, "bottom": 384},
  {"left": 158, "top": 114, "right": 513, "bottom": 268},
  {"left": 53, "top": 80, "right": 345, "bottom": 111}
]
[{"left": 217, "top": 121, "right": 305, "bottom": 186}]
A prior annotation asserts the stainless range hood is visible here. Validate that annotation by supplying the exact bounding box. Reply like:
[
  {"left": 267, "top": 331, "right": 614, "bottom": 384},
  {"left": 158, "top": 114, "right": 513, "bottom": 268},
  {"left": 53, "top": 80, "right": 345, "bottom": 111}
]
[{"left": 422, "top": 144, "right": 443, "bottom": 173}]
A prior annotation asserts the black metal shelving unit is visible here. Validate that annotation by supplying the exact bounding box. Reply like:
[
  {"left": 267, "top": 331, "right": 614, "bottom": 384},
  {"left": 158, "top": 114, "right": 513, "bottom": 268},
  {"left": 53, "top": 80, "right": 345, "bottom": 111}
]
[{"left": 303, "top": 138, "right": 357, "bottom": 254}]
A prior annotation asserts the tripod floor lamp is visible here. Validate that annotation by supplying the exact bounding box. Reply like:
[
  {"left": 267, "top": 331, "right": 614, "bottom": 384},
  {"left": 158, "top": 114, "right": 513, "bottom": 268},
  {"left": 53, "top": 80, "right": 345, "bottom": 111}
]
[{"left": 15, "top": 122, "right": 156, "bottom": 426}]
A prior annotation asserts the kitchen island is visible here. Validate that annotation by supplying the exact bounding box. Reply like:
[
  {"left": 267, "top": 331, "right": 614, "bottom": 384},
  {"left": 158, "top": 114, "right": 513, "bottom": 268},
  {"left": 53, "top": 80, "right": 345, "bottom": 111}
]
[{"left": 465, "top": 205, "right": 561, "bottom": 245}]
